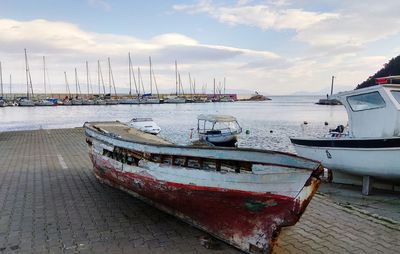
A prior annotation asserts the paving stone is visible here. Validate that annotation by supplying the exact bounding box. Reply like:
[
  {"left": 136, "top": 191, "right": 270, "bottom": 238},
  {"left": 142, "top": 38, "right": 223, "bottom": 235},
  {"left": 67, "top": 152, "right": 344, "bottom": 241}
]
[{"left": 0, "top": 128, "right": 399, "bottom": 254}]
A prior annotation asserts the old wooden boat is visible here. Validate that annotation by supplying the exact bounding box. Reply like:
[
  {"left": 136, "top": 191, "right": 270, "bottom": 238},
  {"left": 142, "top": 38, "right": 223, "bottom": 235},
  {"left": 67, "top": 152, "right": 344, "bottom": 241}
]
[{"left": 84, "top": 121, "right": 322, "bottom": 254}]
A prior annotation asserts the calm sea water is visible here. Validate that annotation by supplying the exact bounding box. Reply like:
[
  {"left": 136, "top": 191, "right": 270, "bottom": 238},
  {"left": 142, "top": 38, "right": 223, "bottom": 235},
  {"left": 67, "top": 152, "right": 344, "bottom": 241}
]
[{"left": 0, "top": 96, "right": 347, "bottom": 153}]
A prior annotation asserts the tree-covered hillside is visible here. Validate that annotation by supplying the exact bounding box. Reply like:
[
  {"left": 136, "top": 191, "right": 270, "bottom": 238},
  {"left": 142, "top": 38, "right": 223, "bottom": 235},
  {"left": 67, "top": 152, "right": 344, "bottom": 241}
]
[{"left": 356, "top": 55, "right": 400, "bottom": 89}]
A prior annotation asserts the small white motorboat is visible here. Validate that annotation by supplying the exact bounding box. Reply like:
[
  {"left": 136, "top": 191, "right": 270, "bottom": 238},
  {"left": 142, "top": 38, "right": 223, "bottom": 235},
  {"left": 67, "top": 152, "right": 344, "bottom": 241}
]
[
  {"left": 291, "top": 76, "right": 400, "bottom": 184},
  {"left": 119, "top": 98, "right": 140, "bottom": 104},
  {"left": 197, "top": 114, "right": 242, "bottom": 147},
  {"left": 128, "top": 118, "right": 161, "bottom": 135},
  {"left": 164, "top": 95, "right": 186, "bottom": 104}
]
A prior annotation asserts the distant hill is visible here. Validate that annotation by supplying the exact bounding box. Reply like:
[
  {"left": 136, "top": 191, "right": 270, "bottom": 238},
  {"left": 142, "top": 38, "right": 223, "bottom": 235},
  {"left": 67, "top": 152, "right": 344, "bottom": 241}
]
[{"left": 356, "top": 55, "right": 400, "bottom": 89}]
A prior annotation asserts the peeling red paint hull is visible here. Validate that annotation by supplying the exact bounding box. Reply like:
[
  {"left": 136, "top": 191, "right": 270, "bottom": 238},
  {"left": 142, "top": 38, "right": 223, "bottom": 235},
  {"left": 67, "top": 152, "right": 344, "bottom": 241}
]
[{"left": 89, "top": 152, "right": 320, "bottom": 253}]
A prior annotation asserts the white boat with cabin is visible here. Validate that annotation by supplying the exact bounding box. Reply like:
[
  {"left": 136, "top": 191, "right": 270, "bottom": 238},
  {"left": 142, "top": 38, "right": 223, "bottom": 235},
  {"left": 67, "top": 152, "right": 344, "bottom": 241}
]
[
  {"left": 128, "top": 118, "right": 161, "bottom": 135},
  {"left": 291, "top": 77, "right": 400, "bottom": 184},
  {"left": 197, "top": 114, "right": 242, "bottom": 147}
]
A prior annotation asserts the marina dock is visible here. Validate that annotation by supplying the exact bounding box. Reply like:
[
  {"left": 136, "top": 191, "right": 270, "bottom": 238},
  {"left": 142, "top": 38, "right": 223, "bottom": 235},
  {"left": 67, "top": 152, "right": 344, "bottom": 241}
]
[{"left": 0, "top": 128, "right": 399, "bottom": 253}]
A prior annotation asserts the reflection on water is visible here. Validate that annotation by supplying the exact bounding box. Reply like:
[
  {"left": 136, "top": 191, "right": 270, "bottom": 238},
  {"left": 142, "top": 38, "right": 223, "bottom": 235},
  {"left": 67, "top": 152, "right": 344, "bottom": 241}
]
[{"left": 0, "top": 96, "right": 347, "bottom": 153}]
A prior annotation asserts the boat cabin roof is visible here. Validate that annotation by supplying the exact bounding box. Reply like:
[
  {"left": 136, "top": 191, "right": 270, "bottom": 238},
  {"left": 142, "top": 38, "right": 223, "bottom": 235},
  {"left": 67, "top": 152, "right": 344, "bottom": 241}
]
[
  {"left": 197, "top": 114, "right": 237, "bottom": 122},
  {"left": 331, "top": 84, "right": 400, "bottom": 138}
]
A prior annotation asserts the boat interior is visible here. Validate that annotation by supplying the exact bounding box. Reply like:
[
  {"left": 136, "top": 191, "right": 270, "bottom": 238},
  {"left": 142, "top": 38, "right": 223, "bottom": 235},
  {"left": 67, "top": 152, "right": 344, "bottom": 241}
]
[{"left": 86, "top": 121, "right": 322, "bottom": 175}]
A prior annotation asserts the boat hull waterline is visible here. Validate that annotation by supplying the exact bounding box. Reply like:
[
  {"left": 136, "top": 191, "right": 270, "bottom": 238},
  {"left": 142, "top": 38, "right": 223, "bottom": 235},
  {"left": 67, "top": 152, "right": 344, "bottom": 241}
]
[{"left": 85, "top": 122, "right": 322, "bottom": 253}]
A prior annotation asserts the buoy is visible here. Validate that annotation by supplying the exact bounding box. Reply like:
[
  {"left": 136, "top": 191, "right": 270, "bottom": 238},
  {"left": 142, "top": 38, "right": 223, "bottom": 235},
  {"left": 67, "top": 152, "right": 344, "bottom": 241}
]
[
  {"left": 245, "top": 130, "right": 250, "bottom": 134},
  {"left": 270, "top": 130, "right": 273, "bottom": 133}
]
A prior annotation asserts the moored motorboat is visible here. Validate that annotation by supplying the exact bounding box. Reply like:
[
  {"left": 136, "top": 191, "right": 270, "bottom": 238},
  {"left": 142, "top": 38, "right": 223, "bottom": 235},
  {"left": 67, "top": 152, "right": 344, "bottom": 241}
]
[
  {"left": 84, "top": 121, "right": 322, "bottom": 254},
  {"left": 291, "top": 78, "right": 400, "bottom": 184},
  {"left": 119, "top": 98, "right": 140, "bottom": 104},
  {"left": 164, "top": 95, "right": 186, "bottom": 103},
  {"left": 128, "top": 118, "right": 161, "bottom": 135},
  {"left": 197, "top": 114, "right": 242, "bottom": 147}
]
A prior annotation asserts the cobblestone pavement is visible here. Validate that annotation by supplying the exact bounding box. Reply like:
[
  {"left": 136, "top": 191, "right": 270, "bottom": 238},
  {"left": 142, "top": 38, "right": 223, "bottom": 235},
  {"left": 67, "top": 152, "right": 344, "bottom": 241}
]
[{"left": 0, "top": 128, "right": 399, "bottom": 254}]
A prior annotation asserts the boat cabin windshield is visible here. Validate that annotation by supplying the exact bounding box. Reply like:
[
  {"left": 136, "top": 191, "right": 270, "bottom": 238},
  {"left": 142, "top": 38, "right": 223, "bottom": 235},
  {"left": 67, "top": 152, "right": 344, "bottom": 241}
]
[
  {"left": 198, "top": 118, "right": 242, "bottom": 135},
  {"left": 346, "top": 91, "right": 386, "bottom": 111}
]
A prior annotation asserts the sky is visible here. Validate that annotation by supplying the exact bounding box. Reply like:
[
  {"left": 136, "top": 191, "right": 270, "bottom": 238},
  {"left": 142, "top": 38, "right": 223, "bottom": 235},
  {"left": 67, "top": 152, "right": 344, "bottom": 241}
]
[{"left": 1, "top": 0, "right": 400, "bottom": 95}]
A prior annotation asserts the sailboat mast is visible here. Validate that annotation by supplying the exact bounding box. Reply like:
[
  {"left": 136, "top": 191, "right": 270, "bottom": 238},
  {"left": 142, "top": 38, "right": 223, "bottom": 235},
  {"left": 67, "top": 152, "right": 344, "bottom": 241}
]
[
  {"left": 97, "top": 60, "right": 101, "bottom": 95},
  {"left": 0, "top": 61, "right": 3, "bottom": 98},
  {"left": 75, "top": 68, "right": 78, "bottom": 97},
  {"left": 98, "top": 60, "right": 106, "bottom": 95},
  {"left": 178, "top": 73, "right": 184, "bottom": 94},
  {"left": 128, "top": 52, "right": 132, "bottom": 96},
  {"left": 138, "top": 67, "right": 145, "bottom": 94},
  {"left": 149, "top": 56, "right": 152, "bottom": 95},
  {"left": 188, "top": 73, "right": 192, "bottom": 95},
  {"left": 64, "top": 71, "right": 71, "bottom": 97},
  {"left": 24, "top": 49, "right": 29, "bottom": 99},
  {"left": 43, "top": 56, "right": 47, "bottom": 97},
  {"left": 86, "top": 61, "right": 89, "bottom": 97},
  {"left": 108, "top": 57, "right": 111, "bottom": 95},
  {"left": 9, "top": 74, "right": 12, "bottom": 97},
  {"left": 151, "top": 65, "right": 160, "bottom": 98},
  {"left": 213, "top": 78, "right": 216, "bottom": 97},
  {"left": 223, "top": 77, "right": 226, "bottom": 95},
  {"left": 109, "top": 58, "right": 117, "bottom": 96},
  {"left": 175, "top": 60, "right": 178, "bottom": 95}
]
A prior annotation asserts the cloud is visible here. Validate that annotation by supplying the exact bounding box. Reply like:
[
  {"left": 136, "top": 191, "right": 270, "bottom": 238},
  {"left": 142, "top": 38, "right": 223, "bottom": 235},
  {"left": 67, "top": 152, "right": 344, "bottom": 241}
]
[
  {"left": 0, "top": 18, "right": 284, "bottom": 94},
  {"left": 174, "top": 0, "right": 400, "bottom": 53},
  {"left": 173, "top": 0, "right": 338, "bottom": 31}
]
